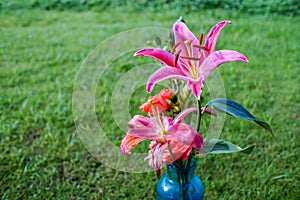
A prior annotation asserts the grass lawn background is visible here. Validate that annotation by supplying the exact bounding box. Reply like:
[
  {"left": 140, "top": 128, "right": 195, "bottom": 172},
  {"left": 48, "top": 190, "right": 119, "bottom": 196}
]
[{"left": 1, "top": 4, "right": 299, "bottom": 200}]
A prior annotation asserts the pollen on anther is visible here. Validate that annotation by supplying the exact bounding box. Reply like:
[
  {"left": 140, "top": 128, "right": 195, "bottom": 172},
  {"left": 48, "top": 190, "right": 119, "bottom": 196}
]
[
  {"left": 174, "top": 49, "right": 181, "bottom": 66},
  {"left": 187, "top": 40, "right": 193, "bottom": 46},
  {"left": 199, "top": 33, "right": 204, "bottom": 45}
]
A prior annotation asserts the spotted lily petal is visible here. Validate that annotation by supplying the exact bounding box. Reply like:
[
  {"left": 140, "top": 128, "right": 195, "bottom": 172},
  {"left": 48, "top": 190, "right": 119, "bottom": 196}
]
[
  {"left": 134, "top": 48, "right": 176, "bottom": 67},
  {"left": 204, "top": 21, "right": 231, "bottom": 54}
]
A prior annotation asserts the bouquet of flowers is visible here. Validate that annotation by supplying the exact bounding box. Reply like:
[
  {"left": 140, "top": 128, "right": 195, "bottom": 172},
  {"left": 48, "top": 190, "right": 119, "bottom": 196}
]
[{"left": 120, "top": 18, "right": 275, "bottom": 199}]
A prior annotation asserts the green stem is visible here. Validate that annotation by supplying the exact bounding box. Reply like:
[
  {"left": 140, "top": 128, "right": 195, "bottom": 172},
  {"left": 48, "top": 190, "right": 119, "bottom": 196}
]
[{"left": 196, "top": 99, "right": 202, "bottom": 132}]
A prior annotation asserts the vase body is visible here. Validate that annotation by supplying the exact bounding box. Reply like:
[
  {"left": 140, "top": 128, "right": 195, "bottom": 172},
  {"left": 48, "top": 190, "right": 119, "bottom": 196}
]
[{"left": 156, "top": 159, "right": 204, "bottom": 200}]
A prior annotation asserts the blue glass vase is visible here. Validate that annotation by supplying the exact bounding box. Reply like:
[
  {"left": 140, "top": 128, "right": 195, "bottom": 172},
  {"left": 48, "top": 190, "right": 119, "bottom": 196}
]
[{"left": 156, "top": 159, "right": 204, "bottom": 200}]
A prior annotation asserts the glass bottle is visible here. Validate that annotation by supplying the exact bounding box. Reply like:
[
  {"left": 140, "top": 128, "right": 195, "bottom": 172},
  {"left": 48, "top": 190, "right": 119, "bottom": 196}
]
[{"left": 156, "top": 159, "right": 204, "bottom": 200}]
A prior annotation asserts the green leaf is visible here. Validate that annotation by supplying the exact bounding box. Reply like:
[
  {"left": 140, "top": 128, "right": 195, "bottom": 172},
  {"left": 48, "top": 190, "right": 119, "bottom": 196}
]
[
  {"left": 204, "top": 139, "right": 255, "bottom": 154},
  {"left": 206, "top": 98, "right": 277, "bottom": 141}
]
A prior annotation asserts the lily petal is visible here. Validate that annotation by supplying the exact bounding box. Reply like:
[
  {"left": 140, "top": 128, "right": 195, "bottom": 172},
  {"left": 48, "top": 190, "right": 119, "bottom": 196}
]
[
  {"left": 163, "top": 141, "right": 193, "bottom": 164},
  {"left": 172, "top": 107, "right": 216, "bottom": 125},
  {"left": 167, "top": 124, "right": 198, "bottom": 146},
  {"left": 146, "top": 66, "right": 194, "bottom": 93},
  {"left": 134, "top": 48, "right": 176, "bottom": 67},
  {"left": 204, "top": 21, "right": 231, "bottom": 54},
  {"left": 120, "top": 135, "right": 146, "bottom": 156},
  {"left": 173, "top": 22, "right": 199, "bottom": 57},
  {"left": 188, "top": 80, "right": 205, "bottom": 99},
  {"left": 192, "top": 134, "right": 204, "bottom": 150},
  {"left": 127, "top": 127, "right": 160, "bottom": 140},
  {"left": 144, "top": 141, "right": 167, "bottom": 172},
  {"left": 173, "top": 107, "right": 198, "bottom": 124},
  {"left": 200, "top": 50, "right": 249, "bottom": 81},
  {"left": 202, "top": 107, "right": 217, "bottom": 116},
  {"left": 128, "top": 115, "right": 150, "bottom": 128}
]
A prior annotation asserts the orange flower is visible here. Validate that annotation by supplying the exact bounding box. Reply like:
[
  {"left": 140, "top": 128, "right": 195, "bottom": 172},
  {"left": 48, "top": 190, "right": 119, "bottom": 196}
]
[{"left": 139, "top": 89, "right": 173, "bottom": 115}]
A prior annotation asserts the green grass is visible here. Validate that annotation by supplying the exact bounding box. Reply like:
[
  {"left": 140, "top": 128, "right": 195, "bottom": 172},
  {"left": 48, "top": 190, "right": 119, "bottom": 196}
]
[{"left": 1, "top": 7, "right": 299, "bottom": 199}]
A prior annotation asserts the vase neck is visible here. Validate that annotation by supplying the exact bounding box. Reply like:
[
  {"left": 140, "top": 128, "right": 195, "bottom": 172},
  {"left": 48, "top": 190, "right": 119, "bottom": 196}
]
[{"left": 167, "top": 159, "right": 198, "bottom": 184}]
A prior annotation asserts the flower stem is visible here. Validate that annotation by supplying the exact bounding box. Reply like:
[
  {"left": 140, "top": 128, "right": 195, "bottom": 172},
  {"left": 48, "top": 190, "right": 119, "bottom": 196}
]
[{"left": 196, "top": 99, "right": 202, "bottom": 132}]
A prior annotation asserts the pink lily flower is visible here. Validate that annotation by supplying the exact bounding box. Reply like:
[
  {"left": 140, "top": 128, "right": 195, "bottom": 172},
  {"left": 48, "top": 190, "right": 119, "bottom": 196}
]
[
  {"left": 120, "top": 108, "right": 203, "bottom": 174},
  {"left": 135, "top": 21, "right": 248, "bottom": 99}
]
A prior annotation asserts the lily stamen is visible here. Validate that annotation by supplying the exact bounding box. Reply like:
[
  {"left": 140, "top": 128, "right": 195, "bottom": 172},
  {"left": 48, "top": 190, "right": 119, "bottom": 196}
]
[
  {"left": 184, "top": 40, "right": 193, "bottom": 58},
  {"left": 171, "top": 42, "right": 181, "bottom": 54},
  {"left": 193, "top": 45, "right": 208, "bottom": 51},
  {"left": 174, "top": 49, "right": 181, "bottom": 66},
  {"left": 180, "top": 55, "right": 200, "bottom": 61},
  {"left": 199, "top": 33, "right": 204, "bottom": 45},
  {"left": 186, "top": 39, "right": 193, "bottom": 46}
]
